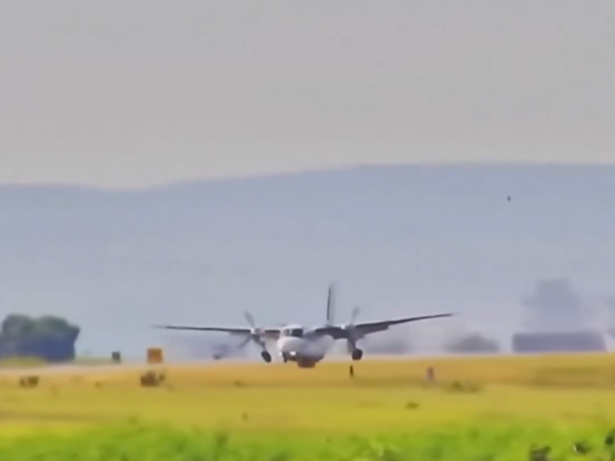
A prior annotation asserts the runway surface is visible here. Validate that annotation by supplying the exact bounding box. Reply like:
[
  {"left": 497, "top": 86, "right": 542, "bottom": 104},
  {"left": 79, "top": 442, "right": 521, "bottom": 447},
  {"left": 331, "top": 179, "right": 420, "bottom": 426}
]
[
  {"left": 0, "top": 352, "right": 527, "bottom": 377},
  {"left": 0, "top": 354, "right": 434, "bottom": 376}
]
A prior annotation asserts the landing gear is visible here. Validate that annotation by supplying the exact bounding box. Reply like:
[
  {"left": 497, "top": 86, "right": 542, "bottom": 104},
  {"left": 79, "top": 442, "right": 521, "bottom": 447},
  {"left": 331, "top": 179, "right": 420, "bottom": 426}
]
[
  {"left": 261, "top": 351, "right": 272, "bottom": 363},
  {"left": 281, "top": 353, "right": 288, "bottom": 363},
  {"left": 351, "top": 348, "right": 363, "bottom": 361}
]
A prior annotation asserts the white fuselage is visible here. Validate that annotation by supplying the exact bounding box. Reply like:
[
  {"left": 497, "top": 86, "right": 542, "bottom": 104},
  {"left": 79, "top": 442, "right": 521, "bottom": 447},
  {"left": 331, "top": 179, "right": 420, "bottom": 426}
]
[{"left": 275, "top": 332, "right": 335, "bottom": 367}]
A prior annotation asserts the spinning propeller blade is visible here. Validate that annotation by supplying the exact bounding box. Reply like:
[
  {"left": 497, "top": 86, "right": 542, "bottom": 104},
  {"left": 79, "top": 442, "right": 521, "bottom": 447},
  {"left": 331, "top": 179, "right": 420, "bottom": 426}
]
[
  {"left": 350, "top": 305, "right": 360, "bottom": 324},
  {"left": 244, "top": 311, "right": 256, "bottom": 328},
  {"left": 345, "top": 305, "right": 363, "bottom": 353},
  {"left": 236, "top": 336, "right": 252, "bottom": 350},
  {"left": 326, "top": 284, "right": 335, "bottom": 325}
]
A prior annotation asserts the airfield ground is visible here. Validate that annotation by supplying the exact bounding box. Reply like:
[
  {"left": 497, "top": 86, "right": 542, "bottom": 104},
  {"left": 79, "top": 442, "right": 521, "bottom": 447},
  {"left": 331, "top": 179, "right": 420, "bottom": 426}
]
[{"left": 1, "top": 354, "right": 615, "bottom": 460}]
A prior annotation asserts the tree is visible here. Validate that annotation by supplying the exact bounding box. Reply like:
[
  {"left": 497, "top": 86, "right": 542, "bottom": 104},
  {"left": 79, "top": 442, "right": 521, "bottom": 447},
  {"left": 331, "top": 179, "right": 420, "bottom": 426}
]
[
  {"left": 444, "top": 333, "right": 500, "bottom": 354},
  {"left": 521, "top": 279, "right": 594, "bottom": 331},
  {"left": 0, "top": 314, "right": 80, "bottom": 363}
]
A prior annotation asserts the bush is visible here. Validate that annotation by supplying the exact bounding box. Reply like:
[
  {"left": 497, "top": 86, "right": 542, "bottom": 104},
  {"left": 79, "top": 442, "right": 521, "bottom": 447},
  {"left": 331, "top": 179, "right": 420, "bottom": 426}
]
[
  {"left": 446, "top": 380, "right": 482, "bottom": 393},
  {"left": 18, "top": 375, "right": 40, "bottom": 388},
  {"left": 444, "top": 333, "right": 500, "bottom": 354},
  {"left": 140, "top": 370, "right": 166, "bottom": 387}
]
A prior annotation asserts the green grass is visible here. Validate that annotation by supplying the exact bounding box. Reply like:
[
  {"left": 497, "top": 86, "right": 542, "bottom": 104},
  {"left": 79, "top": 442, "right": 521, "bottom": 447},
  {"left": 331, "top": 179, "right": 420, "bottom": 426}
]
[
  {"left": 0, "top": 418, "right": 614, "bottom": 460},
  {"left": 1, "top": 383, "right": 615, "bottom": 433},
  {"left": 2, "top": 356, "right": 615, "bottom": 459},
  {"left": 1, "top": 386, "right": 615, "bottom": 460}
]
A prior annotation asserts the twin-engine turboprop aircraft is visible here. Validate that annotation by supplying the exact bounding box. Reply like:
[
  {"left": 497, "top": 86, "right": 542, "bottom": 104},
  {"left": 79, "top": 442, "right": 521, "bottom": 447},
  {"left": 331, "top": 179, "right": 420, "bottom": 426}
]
[{"left": 153, "top": 285, "right": 453, "bottom": 368}]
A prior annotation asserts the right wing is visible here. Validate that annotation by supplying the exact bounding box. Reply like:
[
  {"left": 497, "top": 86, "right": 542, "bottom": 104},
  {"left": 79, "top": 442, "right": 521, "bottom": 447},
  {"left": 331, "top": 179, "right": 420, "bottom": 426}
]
[
  {"left": 307, "top": 313, "right": 453, "bottom": 339},
  {"left": 351, "top": 313, "right": 453, "bottom": 336},
  {"left": 153, "top": 324, "right": 282, "bottom": 339}
]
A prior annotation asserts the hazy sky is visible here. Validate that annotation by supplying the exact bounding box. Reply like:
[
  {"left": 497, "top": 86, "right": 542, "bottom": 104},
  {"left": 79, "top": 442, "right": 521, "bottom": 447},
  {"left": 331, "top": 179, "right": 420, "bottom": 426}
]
[
  {"left": 3, "top": 165, "right": 615, "bottom": 356},
  {"left": 2, "top": 1, "right": 615, "bottom": 188}
]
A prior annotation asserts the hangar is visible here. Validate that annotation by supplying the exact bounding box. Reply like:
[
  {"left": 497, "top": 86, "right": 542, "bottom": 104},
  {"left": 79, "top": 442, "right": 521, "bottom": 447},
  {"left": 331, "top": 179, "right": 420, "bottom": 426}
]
[{"left": 511, "top": 330, "right": 607, "bottom": 353}]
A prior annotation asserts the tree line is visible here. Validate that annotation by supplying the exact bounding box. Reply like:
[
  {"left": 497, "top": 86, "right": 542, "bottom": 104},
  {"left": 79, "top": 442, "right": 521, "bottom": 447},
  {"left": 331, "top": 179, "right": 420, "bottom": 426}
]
[{"left": 0, "top": 314, "right": 79, "bottom": 363}]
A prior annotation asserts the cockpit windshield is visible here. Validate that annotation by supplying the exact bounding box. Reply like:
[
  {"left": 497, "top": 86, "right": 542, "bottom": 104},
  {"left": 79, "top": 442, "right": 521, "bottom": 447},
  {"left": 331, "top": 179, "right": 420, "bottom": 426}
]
[{"left": 282, "top": 327, "right": 304, "bottom": 338}]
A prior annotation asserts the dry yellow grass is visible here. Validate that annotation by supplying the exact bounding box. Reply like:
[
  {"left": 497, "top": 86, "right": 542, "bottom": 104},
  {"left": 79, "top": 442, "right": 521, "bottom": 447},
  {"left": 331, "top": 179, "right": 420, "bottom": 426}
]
[
  {"left": 32, "top": 352, "right": 615, "bottom": 389},
  {"left": 0, "top": 353, "right": 614, "bottom": 435}
]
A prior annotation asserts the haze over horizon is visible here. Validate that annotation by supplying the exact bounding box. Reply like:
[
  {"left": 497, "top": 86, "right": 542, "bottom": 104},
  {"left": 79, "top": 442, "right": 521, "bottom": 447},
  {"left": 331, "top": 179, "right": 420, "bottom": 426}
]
[{"left": 1, "top": 165, "right": 615, "bottom": 358}]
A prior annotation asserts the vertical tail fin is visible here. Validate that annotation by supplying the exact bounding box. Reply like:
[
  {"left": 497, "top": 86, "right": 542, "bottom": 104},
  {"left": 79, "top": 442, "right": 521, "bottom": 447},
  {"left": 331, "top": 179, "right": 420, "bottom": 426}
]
[{"left": 326, "top": 284, "right": 334, "bottom": 325}]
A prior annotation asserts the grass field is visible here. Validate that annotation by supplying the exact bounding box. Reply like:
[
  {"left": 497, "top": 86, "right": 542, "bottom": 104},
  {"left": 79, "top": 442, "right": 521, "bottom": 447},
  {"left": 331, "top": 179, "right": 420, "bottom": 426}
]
[{"left": 2, "top": 353, "right": 615, "bottom": 459}]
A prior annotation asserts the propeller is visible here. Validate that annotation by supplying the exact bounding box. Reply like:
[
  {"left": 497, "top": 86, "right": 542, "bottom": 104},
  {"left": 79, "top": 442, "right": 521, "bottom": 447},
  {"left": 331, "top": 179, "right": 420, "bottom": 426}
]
[
  {"left": 342, "top": 306, "right": 362, "bottom": 353},
  {"left": 326, "top": 284, "right": 335, "bottom": 325},
  {"left": 235, "top": 311, "right": 267, "bottom": 351},
  {"left": 326, "top": 285, "right": 363, "bottom": 355},
  {"left": 350, "top": 305, "right": 360, "bottom": 323}
]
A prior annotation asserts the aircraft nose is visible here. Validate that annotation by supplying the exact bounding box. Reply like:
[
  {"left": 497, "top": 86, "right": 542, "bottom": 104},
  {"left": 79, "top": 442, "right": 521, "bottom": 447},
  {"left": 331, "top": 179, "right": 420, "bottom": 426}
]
[{"left": 278, "top": 337, "right": 298, "bottom": 352}]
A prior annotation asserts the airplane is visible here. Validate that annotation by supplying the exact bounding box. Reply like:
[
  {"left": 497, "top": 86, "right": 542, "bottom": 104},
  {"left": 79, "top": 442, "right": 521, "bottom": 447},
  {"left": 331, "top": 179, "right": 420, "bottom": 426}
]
[{"left": 153, "top": 285, "right": 453, "bottom": 368}]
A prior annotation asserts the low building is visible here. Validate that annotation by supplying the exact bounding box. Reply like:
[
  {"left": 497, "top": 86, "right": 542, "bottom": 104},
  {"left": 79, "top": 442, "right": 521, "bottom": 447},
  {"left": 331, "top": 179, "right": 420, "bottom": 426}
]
[{"left": 512, "top": 330, "right": 607, "bottom": 353}]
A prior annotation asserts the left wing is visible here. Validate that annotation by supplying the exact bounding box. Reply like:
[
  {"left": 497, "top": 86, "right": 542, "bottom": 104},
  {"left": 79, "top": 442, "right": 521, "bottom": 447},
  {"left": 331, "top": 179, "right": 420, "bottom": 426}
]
[
  {"left": 307, "top": 313, "right": 453, "bottom": 339},
  {"left": 153, "top": 324, "right": 282, "bottom": 340}
]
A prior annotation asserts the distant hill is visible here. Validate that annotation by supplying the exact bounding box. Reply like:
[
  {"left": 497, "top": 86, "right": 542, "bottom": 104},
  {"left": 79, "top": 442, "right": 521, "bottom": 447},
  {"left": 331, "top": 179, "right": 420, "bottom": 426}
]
[{"left": 1, "top": 164, "right": 614, "bottom": 358}]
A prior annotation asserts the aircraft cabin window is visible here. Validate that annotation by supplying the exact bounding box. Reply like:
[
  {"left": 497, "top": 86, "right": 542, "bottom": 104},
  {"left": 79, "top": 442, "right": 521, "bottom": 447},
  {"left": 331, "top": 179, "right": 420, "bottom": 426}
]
[{"left": 283, "top": 328, "right": 304, "bottom": 337}]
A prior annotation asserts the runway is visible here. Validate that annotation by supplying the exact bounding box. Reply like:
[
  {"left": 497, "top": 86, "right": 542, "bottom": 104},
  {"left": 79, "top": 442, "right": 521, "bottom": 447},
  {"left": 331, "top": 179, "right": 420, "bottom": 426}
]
[{"left": 0, "top": 352, "right": 518, "bottom": 377}]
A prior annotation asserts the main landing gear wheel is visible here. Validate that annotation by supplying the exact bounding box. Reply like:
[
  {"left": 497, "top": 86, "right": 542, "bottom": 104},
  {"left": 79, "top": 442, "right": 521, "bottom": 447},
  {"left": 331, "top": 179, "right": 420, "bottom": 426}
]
[
  {"left": 351, "top": 348, "right": 363, "bottom": 361},
  {"left": 261, "top": 351, "right": 272, "bottom": 363}
]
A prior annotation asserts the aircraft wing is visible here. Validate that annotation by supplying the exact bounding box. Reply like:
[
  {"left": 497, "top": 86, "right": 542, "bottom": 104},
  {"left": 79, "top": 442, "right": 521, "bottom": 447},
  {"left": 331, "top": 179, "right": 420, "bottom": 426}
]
[
  {"left": 352, "top": 313, "right": 453, "bottom": 335},
  {"left": 308, "top": 313, "right": 453, "bottom": 339},
  {"left": 153, "top": 325, "right": 282, "bottom": 339}
]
